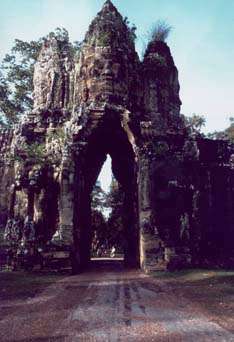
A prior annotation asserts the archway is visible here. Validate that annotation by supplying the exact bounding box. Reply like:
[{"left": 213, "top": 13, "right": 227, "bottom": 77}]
[
  {"left": 72, "top": 116, "right": 139, "bottom": 272},
  {"left": 90, "top": 160, "right": 125, "bottom": 260}
]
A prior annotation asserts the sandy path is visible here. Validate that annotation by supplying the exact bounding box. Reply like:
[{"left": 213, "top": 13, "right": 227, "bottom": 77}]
[{"left": 0, "top": 265, "right": 233, "bottom": 342}]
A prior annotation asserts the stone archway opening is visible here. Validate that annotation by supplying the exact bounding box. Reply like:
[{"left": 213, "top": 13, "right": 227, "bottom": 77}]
[
  {"left": 72, "top": 118, "right": 140, "bottom": 272},
  {"left": 90, "top": 157, "right": 125, "bottom": 262}
]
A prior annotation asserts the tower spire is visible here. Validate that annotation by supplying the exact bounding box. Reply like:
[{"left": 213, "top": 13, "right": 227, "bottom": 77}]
[{"left": 102, "top": 0, "right": 117, "bottom": 11}]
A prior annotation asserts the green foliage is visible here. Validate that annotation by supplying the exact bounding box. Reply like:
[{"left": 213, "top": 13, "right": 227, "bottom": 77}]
[
  {"left": 141, "top": 20, "right": 172, "bottom": 59},
  {"left": 106, "top": 179, "right": 125, "bottom": 250},
  {"left": 207, "top": 130, "right": 227, "bottom": 141},
  {"left": 91, "top": 178, "right": 125, "bottom": 253},
  {"left": 0, "top": 39, "right": 42, "bottom": 124},
  {"left": 123, "top": 17, "right": 137, "bottom": 44},
  {"left": 47, "top": 27, "right": 69, "bottom": 47},
  {"left": 0, "top": 28, "right": 80, "bottom": 126},
  {"left": 97, "top": 32, "right": 112, "bottom": 46},
  {"left": 224, "top": 118, "right": 234, "bottom": 143},
  {"left": 47, "top": 127, "right": 65, "bottom": 144},
  {"left": 183, "top": 114, "right": 206, "bottom": 135},
  {"left": 91, "top": 209, "right": 108, "bottom": 254},
  {"left": 0, "top": 72, "right": 25, "bottom": 127},
  {"left": 15, "top": 142, "right": 47, "bottom": 166},
  {"left": 149, "top": 20, "right": 172, "bottom": 42},
  {"left": 91, "top": 181, "right": 107, "bottom": 212},
  {"left": 207, "top": 117, "right": 234, "bottom": 143},
  {"left": 72, "top": 41, "right": 82, "bottom": 59}
]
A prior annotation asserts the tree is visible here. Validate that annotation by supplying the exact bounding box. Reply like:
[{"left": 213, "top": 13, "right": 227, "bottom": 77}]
[
  {"left": 207, "top": 117, "right": 234, "bottom": 143},
  {"left": 91, "top": 181, "right": 109, "bottom": 255},
  {"left": 90, "top": 178, "right": 125, "bottom": 254},
  {"left": 106, "top": 179, "right": 125, "bottom": 251},
  {"left": 183, "top": 114, "right": 206, "bottom": 136},
  {"left": 225, "top": 117, "right": 234, "bottom": 143},
  {"left": 91, "top": 181, "right": 107, "bottom": 212},
  {"left": 0, "top": 39, "right": 41, "bottom": 125},
  {"left": 0, "top": 28, "right": 79, "bottom": 126},
  {"left": 91, "top": 209, "right": 108, "bottom": 256},
  {"left": 123, "top": 17, "right": 137, "bottom": 43}
]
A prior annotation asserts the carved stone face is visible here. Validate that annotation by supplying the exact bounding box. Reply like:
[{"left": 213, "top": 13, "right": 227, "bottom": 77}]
[{"left": 78, "top": 46, "right": 129, "bottom": 105}]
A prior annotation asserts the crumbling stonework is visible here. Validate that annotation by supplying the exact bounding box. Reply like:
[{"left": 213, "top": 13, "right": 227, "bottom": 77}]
[{"left": 1, "top": 0, "right": 234, "bottom": 272}]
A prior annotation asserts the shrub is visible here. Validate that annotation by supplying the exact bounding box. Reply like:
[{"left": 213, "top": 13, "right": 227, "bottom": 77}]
[{"left": 150, "top": 20, "right": 172, "bottom": 42}]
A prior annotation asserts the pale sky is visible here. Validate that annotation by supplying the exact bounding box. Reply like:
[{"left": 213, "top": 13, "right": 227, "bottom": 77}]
[{"left": 1, "top": 0, "right": 234, "bottom": 190}]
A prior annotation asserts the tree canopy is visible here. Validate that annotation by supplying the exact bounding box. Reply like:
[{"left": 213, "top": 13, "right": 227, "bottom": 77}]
[
  {"left": 183, "top": 113, "right": 206, "bottom": 136},
  {"left": 91, "top": 178, "right": 125, "bottom": 255},
  {"left": 207, "top": 117, "right": 234, "bottom": 143},
  {"left": 0, "top": 28, "right": 79, "bottom": 126}
]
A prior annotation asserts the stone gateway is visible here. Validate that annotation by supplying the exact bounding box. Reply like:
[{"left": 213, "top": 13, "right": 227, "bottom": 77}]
[{"left": 1, "top": 1, "right": 234, "bottom": 273}]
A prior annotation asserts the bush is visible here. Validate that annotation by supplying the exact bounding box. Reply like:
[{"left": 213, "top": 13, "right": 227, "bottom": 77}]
[{"left": 149, "top": 20, "right": 172, "bottom": 42}]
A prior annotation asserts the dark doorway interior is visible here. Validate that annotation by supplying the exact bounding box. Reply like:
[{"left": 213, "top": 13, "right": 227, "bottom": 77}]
[{"left": 73, "top": 118, "right": 139, "bottom": 272}]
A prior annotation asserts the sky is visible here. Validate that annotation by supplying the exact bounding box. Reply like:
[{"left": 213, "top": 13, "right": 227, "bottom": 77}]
[{"left": 1, "top": 0, "right": 234, "bottom": 191}]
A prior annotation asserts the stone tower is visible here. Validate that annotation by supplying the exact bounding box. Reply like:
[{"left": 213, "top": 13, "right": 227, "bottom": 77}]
[{"left": 1, "top": 1, "right": 234, "bottom": 272}]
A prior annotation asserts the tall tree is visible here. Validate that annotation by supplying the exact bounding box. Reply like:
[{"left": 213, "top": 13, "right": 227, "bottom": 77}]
[
  {"left": 90, "top": 178, "right": 125, "bottom": 254},
  {"left": 91, "top": 180, "right": 107, "bottom": 212},
  {"left": 207, "top": 117, "right": 234, "bottom": 143},
  {"left": 0, "top": 28, "right": 79, "bottom": 126},
  {"left": 106, "top": 179, "right": 125, "bottom": 251},
  {"left": 183, "top": 113, "right": 206, "bottom": 136}
]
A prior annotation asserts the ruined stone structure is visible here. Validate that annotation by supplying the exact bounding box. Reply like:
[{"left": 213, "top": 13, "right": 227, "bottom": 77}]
[{"left": 1, "top": 1, "right": 234, "bottom": 272}]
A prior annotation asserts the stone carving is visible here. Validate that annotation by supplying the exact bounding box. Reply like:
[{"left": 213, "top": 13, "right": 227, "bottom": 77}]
[{"left": 0, "top": 1, "right": 234, "bottom": 272}]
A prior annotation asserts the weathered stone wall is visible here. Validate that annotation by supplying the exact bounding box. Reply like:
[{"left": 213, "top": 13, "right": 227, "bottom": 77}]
[{"left": 190, "top": 139, "right": 234, "bottom": 266}]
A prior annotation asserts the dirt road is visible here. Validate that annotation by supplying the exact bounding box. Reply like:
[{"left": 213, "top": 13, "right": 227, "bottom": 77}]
[{"left": 0, "top": 262, "right": 233, "bottom": 341}]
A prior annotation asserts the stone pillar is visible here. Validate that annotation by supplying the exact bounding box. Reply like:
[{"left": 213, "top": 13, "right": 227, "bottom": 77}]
[
  {"left": 72, "top": 142, "right": 91, "bottom": 272},
  {"left": 123, "top": 185, "right": 139, "bottom": 268},
  {"left": 22, "top": 187, "right": 36, "bottom": 245},
  {"left": 138, "top": 142, "right": 165, "bottom": 272},
  {"left": 4, "top": 184, "right": 16, "bottom": 243},
  {"left": 52, "top": 146, "right": 75, "bottom": 247}
]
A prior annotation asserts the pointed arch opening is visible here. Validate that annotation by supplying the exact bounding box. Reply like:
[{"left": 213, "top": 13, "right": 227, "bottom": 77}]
[{"left": 72, "top": 117, "right": 139, "bottom": 272}]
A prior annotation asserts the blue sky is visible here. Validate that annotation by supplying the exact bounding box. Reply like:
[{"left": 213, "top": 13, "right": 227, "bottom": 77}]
[{"left": 1, "top": 0, "right": 234, "bottom": 190}]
